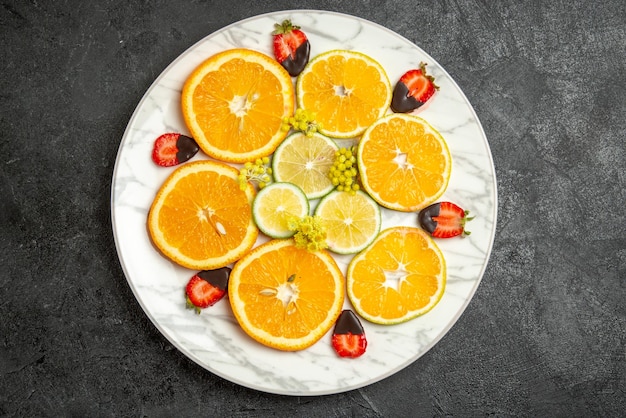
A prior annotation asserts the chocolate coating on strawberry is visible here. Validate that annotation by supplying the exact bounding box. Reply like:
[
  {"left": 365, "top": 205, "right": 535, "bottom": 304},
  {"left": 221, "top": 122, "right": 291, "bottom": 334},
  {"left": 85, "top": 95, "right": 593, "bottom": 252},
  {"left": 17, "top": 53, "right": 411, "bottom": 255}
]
[
  {"left": 281, "top": 41, "right": 310, "bottom": 77},
  {"left": 418, "top": 202, "right": 441, "bottom": 235},
  {"left": 331, "top": 310, "right": 367, "bottom": 358},
  {"left": 333, "top": 309, "right": 364, "bottom": 335},
  {"left": 391, "top": 82, "right": 423, "bottom": 113},
  {"left": 175, "top": 134, "right": 200, "bottom": 164},
  {"left": 197, "top": 267, "right": 231, "bottom": 291},
  {"left": 152, "top": 133, "right": 199, "bottom": 167}
]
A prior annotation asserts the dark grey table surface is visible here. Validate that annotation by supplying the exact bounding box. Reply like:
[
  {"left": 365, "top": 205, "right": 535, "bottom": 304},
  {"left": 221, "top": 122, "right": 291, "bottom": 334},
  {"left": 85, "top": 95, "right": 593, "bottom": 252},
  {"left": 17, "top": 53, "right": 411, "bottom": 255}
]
[{"left": 1, "top": 0, "right": 624, "bottom": 416}]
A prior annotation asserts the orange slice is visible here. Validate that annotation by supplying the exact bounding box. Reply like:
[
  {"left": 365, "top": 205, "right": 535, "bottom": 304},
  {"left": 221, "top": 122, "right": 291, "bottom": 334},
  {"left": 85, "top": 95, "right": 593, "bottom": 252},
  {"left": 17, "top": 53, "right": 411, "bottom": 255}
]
[
  {"left": 314, "top": 190, "right": 381, "bottom": 254},
  {"left": 296, "top": 50, "right": 392, "bottom": 138},
  {"left": 357, "top": 113, "right": 451, "bottom": 212},
  {"left": 347, "top": 226, "right": 446, "bottom": 325},
  {"left": 228, "top": 239, "right": 345, "bottom": 351},
  {"left": 181, "top": 48, "right": 294, "bottom": 163},
  {"left": 148, "top": 160, "right": 258, "bottom": 270}
]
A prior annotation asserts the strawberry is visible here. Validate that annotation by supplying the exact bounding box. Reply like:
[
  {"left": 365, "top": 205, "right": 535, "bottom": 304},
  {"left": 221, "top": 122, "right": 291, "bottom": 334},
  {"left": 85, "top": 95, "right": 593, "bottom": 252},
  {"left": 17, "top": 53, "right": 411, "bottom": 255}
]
[
  {"left": 418, "top": 201, "right": 474, "bottom": 238},
  {"left": 331, "top": 310, "right": 367, "bottom": 358},
  {"left": 152, "top": 133, "right": 199, "bottom": 167},
  {"left": 272, "top": 19, "right": 310, "bottom": 77},
  {"left": 391, "top": 62, "right": 439, "bottom": 113},
  {"left": 185, "top": 268, "right": 231, "bottom": 314}
]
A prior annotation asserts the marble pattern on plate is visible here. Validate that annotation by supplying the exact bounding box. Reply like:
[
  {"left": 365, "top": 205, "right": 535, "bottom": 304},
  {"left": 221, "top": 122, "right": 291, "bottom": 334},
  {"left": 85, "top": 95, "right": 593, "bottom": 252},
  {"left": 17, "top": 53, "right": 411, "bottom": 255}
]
[{"left": 111, "top": 10, "right": 497, "bottom": 396}]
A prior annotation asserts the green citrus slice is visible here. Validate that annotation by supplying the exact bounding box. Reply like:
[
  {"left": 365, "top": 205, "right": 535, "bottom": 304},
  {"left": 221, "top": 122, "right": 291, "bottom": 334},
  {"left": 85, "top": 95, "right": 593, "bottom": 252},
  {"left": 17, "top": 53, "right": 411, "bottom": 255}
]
[
  {"left": 252, "top": 182, "right": 310, "bottom": 239},
  {"left": 271, "top": 132, "right": 338, "bottom": 199},
  {"left": 314, "top": 190, "right": 381, "bottom": 254}
]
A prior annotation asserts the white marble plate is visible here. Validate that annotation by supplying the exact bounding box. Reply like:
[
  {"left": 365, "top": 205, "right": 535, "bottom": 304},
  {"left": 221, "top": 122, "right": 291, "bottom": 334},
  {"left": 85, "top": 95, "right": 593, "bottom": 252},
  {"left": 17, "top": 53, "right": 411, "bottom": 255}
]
[{"left": 111, "top": 10, "right": 497, "bottom": 396}]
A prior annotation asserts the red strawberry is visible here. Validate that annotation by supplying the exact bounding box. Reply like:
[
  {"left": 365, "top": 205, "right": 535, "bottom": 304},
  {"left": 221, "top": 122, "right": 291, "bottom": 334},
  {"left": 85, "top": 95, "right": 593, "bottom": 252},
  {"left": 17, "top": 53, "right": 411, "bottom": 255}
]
[
  {"left": 152, "top": 133, "right": 199, "bottom": 167},
  {"left": 272, "top": 19, "right": 310, "bottom": 77},
  {"left": 391, "top": 62, "right": 439, "bottom": 113},
  {"left": 331, "top": 310, "right": 367, "bottom": 358},
  {"left": 185, "top": 268, "right": 231, "bottom": 314},
  {"left": 418, "top": 201, "right": 474, "bottom": 238}
]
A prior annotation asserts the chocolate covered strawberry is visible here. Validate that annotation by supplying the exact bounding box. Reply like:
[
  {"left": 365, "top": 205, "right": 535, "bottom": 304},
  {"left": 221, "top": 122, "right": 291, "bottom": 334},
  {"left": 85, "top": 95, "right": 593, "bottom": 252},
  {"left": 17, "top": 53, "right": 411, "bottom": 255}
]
[
  {"left": 331, "top": 310, "right": 367, "bottom": 358},
  {"left": 391, "top": 63, "right": 439, "bottom": 113},
  {"left": 152, "top": 133, "right": 199, "bottom": 167},
  {"left": 272, "top": 19, "right": 310, "bottom": 77},
  {"left": 418, "top": 201, "right": 473, "bottom": 238},
  {"left": 185, "top": 268, "right": 231, "bottom": 313}
]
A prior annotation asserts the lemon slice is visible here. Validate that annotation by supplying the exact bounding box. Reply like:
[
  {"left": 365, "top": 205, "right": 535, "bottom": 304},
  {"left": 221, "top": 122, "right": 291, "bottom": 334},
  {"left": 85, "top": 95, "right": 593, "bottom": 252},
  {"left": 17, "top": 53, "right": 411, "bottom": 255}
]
[
  {"left": 271, "top": 132, "right": 338, "bottom": 199},
  {"left": 314, "top": 190, "right": 381, "bottom": 254},
  {"left": 252, "top": 182, "right": 310, "bottom": 239}
]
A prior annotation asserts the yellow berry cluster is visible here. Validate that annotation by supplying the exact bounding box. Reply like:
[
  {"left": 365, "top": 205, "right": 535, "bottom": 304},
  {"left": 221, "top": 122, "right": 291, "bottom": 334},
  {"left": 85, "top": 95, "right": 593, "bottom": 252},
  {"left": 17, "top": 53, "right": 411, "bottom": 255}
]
[
  {"left": 329, "top": 146, "right": 360, "bottom": 194},
  {"left": 238, "top": 157, "right": 272, "bottom": 190},
  {"left": 288, "top": 215, "right": 328, "bottom": 252},
  {"left": 281, "top": 108, "right": 323, "bottom": 137}
]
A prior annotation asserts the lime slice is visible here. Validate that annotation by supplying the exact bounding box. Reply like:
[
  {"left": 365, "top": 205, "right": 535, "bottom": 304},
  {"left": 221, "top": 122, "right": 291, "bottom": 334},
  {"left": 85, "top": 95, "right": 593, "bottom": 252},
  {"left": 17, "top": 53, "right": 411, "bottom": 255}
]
[
  {"left": 252, "top": 182, "right": 309, "bottom": 239},
  {"left": 314, "top": 190, "right": 381, "bottom": 254},
  {"left": 272, "top": 132, "right": 338, "bottom": 199}
]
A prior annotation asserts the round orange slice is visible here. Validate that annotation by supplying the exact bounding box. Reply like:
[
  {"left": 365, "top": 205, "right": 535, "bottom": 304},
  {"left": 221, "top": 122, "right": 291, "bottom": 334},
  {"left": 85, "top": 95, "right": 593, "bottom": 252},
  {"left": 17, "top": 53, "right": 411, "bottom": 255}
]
[
  {"left": 148, "top": 160, "right": 258, "bottom": 270},
  {"left": 181, "top": 48, "right": 294, "bottom": 163},
  {"left": 347, "top": 226, "right": 446, "bottom": 325},
  {"left": 296, "top": 49, "right": 392, "bottom": 138},
  {"left": 357, "top": 113, "right": 452, "bottom": 212},
  {"left": 228, "top": 239, "right": 345, "bottom": 351}
]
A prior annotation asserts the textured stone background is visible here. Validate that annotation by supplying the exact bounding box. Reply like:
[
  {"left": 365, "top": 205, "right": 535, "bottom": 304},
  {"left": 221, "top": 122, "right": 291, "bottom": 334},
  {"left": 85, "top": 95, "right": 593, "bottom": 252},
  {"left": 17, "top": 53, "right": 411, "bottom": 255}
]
[{"left": 1, "top": 0, "right": 624, "bottom": 416}]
